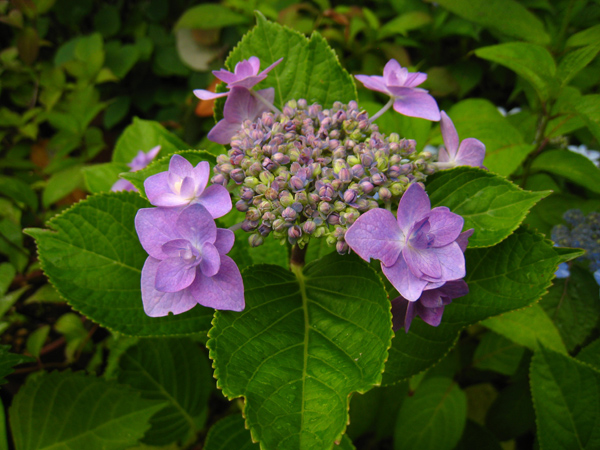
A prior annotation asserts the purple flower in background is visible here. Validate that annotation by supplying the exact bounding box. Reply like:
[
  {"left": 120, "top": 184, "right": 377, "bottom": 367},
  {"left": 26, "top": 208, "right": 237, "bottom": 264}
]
[
  {"left": 193, "top": 56, "right": 283, "bottom": 101},
  {"left": 345, "top": 183, "right": 466, "bottom": 301},
  {"left": 144, "top": 154, "right": 231, "bottom": 217},
  {"left": 135, "top": 204, "right": 244, "bottom": 316},
  {"left": 438, "top": 111, "right": 486, "bottom": 169},
  {"left": 391, "top": 279, "right": 469, "bottom": 332},
  {"left": 111, "top": 145, "right": 161, "bottom": 192},
  {"left": 355, "top": 59, "right": 441, "bottom": 121},
  {"left": 208, "top": 86, "right": 275, "bottom": 145}
]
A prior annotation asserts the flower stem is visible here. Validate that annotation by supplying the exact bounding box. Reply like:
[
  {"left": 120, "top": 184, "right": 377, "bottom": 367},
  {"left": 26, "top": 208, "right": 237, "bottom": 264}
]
[
  {"left": 252, "top": 90, "right": 282, "bottom": 116},
  {"left": 290, "top": 244, "right": 308, "bottom": 269},
  {"left": 369, "top": 98, "right": 394, "bottom": 123},
  {"left": 228, "top": 222, "right": 243, "bottom": 232}
]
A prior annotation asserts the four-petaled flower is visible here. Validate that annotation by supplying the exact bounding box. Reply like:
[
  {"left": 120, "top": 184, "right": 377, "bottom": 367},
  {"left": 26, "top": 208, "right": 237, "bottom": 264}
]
[
  {"left": 355, "top": 59, "right": 441, "bottom": 121},
  {"left": 193, "top": 56, "right": 283, "bottom": 101},
  {"left": 111, "top": 145, "right": 161, "bottom": 192},
  {"left": 135, "top": 204, "right": 244, "bottom": 316},
  {"left": 144, "top": 154, "right": 232, "bottom": 217},
  {"left": 438, "top": 111, "right": 486, "bottom": 169},
  {"left": 345, "top": 183, "right": 466, "bottom": 301}
]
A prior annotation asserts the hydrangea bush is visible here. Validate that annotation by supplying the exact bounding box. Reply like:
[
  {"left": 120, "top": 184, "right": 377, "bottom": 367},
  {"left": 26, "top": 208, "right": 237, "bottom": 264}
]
[{"left": 13, "top": 11, "right": 599, "bottom": 450}]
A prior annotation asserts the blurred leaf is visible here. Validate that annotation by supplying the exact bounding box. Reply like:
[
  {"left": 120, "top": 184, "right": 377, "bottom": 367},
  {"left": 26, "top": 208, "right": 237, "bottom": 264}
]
[
  {"left": 103, "top": 96, "right": 131, "bottom": 129},
  {"left": 25, "top": 192, "right": 215, "bottom": 336},
  {"left": 378, "top": 12, "right": 432, "bottom": 39},
  {"left": 566, "top": 24, "right": 600, "bottom": 47},
  {"left": 16, "top": 26, "right": 39, "bottom": 65},
  {"left": 83, "top": 162, "right": 129, "bottom": 194},
  {"left": 577, "top": 338, "right": 600, "bottom": 370},
  {"left": 174, "top": 4, "right": 249, "bottom": 30},
  {"left": 0, "top": 285, "right": 28, "bottom": 318},
  {"left": 531, "top": 149, "right": 600, "bottom": 194},
  {"left": 434, "top": 0, "right": 550, "bottom": 44},
  {"left": 203, "top": 415, "right": 259, "bottom": 450},
  {"left": 93, "top": 4, "right": 121, "bottom": 38},
  {"left": 481, "top": 304, "right": 567, "bottom": 354},
  {"left": 557, "top": 43, "right": 600, "bottom": 86},
  {"left": 23, "top": 283, "right": 64, "bottom": 304},
  {"left": 540, "top": 266, "right": 600, "bottom": 352},
  {"left": 475, "top": 42, "right": 556, "bottom": 101},
  {"left": 574, "top": 94, "right": 600, "bottom": 142},
  {"left": 473, "top": 331, "right": 525, "bottom": 376},
  {"left": 448, "top": 99, "right": 535, "bottom": 176},
  {"left": 394, "top": 377, "right": 466, "bottom": 450},
  {"left": 0, "top": 263, "right": 15, "bottom": 297},
  {"left": 175, "top": 29, "right": 219, "bottom": 71},
  {"left": 116, "top": 338, "right": 212, "bottom": 446},
  {"left": 42, "top": 164, "right": 83, "bottom": 208},
  {"left": 0, "top": 175, "right": 38, "bottom": 210},
  {"left": 454, "top": 420, "right": 502, "bottom": 450},
  {"left": 55, "top": 312, "right": 88, "bottom": 361},
  {"left": 25, "top": 325, "right": 50, "bottom": 358},
  {"left": 0, "top": 345, "right": 33, "bottom": 384},
  {"left": 426, "top": 167, "right": 549, "bottom": 247},
  {"left": 10, "top": 371, "right": 166, "bottom": 450},
  {"left": 530, "top": 346, "right": 600, "bottom": 450},
  {"left": 153, "top": 45, "right": 190, "bottom": 77},
  {"left": 105, "top": 42, "right": 140, "bottom": 79},
  {"left": 485, "top": 380, "right": 535, "bottom": 441}
]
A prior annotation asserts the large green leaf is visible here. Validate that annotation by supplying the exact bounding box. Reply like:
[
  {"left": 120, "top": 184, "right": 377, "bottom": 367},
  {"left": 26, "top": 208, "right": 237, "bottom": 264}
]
[
  {"left": 10, "top": 371, "right": 165, "bottom": 450},
  {"left": 174, "top": 4, "right": 249, "bottom": 30},
  {"left": 82, "top": 162, "right": 130, "bottom": 194},
  {"left": 115, "top": 338, "right": 212, "bottom": 446},
  {"left": 25, "top": 192, "right": 214, "bottom": 336},
  {"left": 481, "top": 304, "right": 567, "bottom": 354},
  {"left": 382, "top": 228, "right": 574, "bottom": 384},
  {"left": 112, "top": 118, "right": 188, "bottom": 165},
  {"left": 208, "top": 252, "right": 392, "bottom": 450},
  {"left": 0, "top": 345, "right": 33, "bottom": 385},
  {"left": 557, "top": 43, "right": 600, "bottom": 86},
  {"left": 434, "top": 0, "right": 549, "bottom": 44},
  {"left": 577, "top": 339, "right": 600, "bottom": 371},
  {"left": 394, "top": 377, "right": 467, "bottom": 450},
  {"left": 447, "top": 99, "right": 535, "bottom": 176},
  {"left": 472, "top": 331, "right": 526, "bottom": 376},
  {"left": 530, "top": 346, "right": 600, "bottom": 450},
  {"left": 531, "top": 149, "right": 600, "bottom": 194},
  {"left": 225, "top": 13, "right": 357, "bottom": 110},
  {"left": 475, "top": 43, "right": 556, "bottom": 101},
  {"left": 426, "top": 167, "right": 549, "bottom": 248},
  {"left": 574, "top": 95, "right": 600, "bottom": 143}
]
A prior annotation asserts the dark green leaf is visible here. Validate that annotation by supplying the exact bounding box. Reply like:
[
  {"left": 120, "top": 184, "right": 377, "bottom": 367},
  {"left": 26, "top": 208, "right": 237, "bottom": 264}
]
[
  {"left": 10, "top": 371, "right": 165, "bottom": 450},
  {"left": 577, "top": 339, "right": 600, "bottom": 371},
  {"left": 82, "top": 162, "right": 129, "bottom": 194},
  {"left": 530, "top": 346, "right": 600, "bottom": 449},
  {"left": 574, "top": 94, "right": 600, "bottom": 142},
  {"left": 0, "top": 175, "right": 38, "bottom": 210},
  {"left": 25, "top": 192, "right": 214, "bottom": 336},
  {"left": 485, "top": 380, "right": 535, "bottom": 441},
  {"left": 204, "top": 415, "right": 259, "bottom": 450},
  {"left": 531, "top": 149, "right": 600, "bottom": 194},
  {"left": 174, "top": 4, "right": 249, "bottom": 30},
  {"left": 42, "top": 165, "right": 83, "bottom": 208},
  {"left": 426, "top": 167, "right": 549, "bottom": 247},
  {"left": 0, "top": 345, "right": 33, "bottom": 385},
  {"left": 454, "top": 420, "right": 502, "bottom": 450},
  {"left": 104, "top": 42, "right": 140, "bottom": 79},
  {"left": 208, "top": 252, "right": 392, "bottom": 450},
  {"left": 557, "top": 43, "right": 600, "bottom": 86},
  {"left": 566, "top": 24, "right": 600, "bottom": 47},
  {"left": 103, "top": 96, "right": 131, "bottom": 129},
  {"left": 472, "top": 331, "right": 526, "bottom": 376}
]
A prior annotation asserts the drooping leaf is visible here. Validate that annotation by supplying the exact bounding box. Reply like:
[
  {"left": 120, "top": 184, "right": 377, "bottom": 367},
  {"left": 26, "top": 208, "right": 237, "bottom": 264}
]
[
  {"left": 472, "top": 331, "right": 526, "bottom": 376},
  {"left": 434, "top": 0, "right": 549, "bottom": 44},
  {"left": 481, "top": 304, "right": 567, "bottom": 354},
  {"left": 25, "top": 192, "right": 214, "bottom": 336},
  {"left": 475, "top": 42, "right": 556, "bottom": 101},
  {"left": 540, "top": 266, "right": 600, "bottom": 352},
  {"left": 112, "top": 118, "right": 188, "bottom": 165},
  {"left": 225, "top": 13, "right": 357, "bottom": 110},
  {"left": 446, "top": 99, "right": 535, "bottom": 176},
  {"left": 115, "top": 338, "right": 212, "bottom": 446},
  {"left": 531, "top": 149, "right": 600, "bottom": 194},
  {"left": 394, "top": 377, "right": 467, "bottom": 450},
  {"left": 10, "top": 371, "right": 166, "bottom": 450},
  {"left": 425, "top": 167, "right": 549, "bottom": 248},
  {"left": 382, "top": 228, "right": 574, "bottom": 384},
  {"left": 208, "top": 252, "right": 392, "bottom": 450},
  {"left": 0, "top": 345, "right": 33, "bottom": 385},
  {"left": 530, "top": 345, "right": 600, "bottom": 450}
]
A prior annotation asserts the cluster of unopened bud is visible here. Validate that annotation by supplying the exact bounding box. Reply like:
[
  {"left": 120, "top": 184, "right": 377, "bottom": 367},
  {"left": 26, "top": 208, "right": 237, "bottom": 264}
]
[
  {"left": 211, "top": 99, "right": 436, "bottom": 252},
  {"left": 552, "top": 209, "right": 600, "bottom": 271}
]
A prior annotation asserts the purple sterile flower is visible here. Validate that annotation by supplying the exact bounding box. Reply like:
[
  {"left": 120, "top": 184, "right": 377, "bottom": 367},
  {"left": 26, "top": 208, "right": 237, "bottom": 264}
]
[
  {"left": 345, "top": 183, "right": 466, "bottom": 301},
  {"left": 144, "top": 154, "right": 231, "bottom": 218},
  {"left": 208, "top": 86, "right": 275, "bottom": 145},
  {"left": 111, "top": 145, "right": 162, "bottom": 192},
  {"left": 193, "top": 56, "right": 283, "bottom": 101},
  {"left": 355, "top": 59, "right": 441, "bottom": 121},
  {"left": 438, "top": 111, "right": 486, "bottom": 169},
  {"left": 391, "top": 279, "right": 469, "bottom": 332},
  {"left": 135, "top": 204, "right": 244, "bottom": 316}
]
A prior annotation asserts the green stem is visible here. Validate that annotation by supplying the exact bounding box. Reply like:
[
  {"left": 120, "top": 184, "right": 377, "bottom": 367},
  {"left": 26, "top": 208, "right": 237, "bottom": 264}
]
[
  {"left": 369, "top": 98, "right": 394, "bottom": 123},
  {"left": 251, "top": 90, "right": 282, "bottom": 116}
]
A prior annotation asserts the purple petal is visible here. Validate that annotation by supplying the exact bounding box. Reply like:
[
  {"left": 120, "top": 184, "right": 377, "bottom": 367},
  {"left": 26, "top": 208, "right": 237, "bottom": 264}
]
[
  {"left": 382, "top": 59, "right": 403, "bottom": 85},
  {"left": 419, "top": 288, "right": 445, "bottom": 308},
  {"left": 403, "top": 246, "right": 442, "bottom": 280},
  {"left": 191, "top": 161, "right": 210, "bottom": 193},
  {"left": 440, "top": 111, "right": 459, "bottom": 158},
  {"left": 229, "top": 75, "right": 267, "bottom": 90},
  {"left": 161, "top": 239, "right": 193, "bottom": 258},
  {"left": 141, "top": 257, "right": 198, "bottom": 317},
  {"left": 155, "top": 257, "right": 197, "bottom": 292},
  {"left": 437, "top": 147, "right": 452, "bottom": 164},
  {"left": 396, "top": 183, "right": 431, "bottom": 236},
  {"left": 438, "top": 279, "right": 469, "bottom": 299},
  {"left": 179, "top": 176, "right": 196, "bottom": 200},
  {"left": 169, "top": 154, "right": 193, "bottom": 178},
  {"left": 382, "top": 257, "right": 429, "bottom": 302},
  {"left": 427, "top": 207, "right": 464, "bottom": 247},
  {"left": 193, "top": 89, "right": 229, "bottom": 101},
  {"left": 259, "top": 57, "right": 283, "bottom": 76},
  {"left": 456, "top": 138, "right": 486, "bottom": 168},
  {"left": 196, "top": 184, "right": 232, "bottom": 219},
  {"left": 207, "top": 118, "right": 244, "bottom": 145},
  {"left": 175, "top": 204, "right": 217, "bottom": 247},
  {"left": 190, "top": 255, "right": 244, "bottom": 311},
  {"left": 391, "top": 296, "right": 416, "bottom": 333},
  {"left": 344, "top": 208, "right": 403, "bottom": 267},
  {"left": 135, "top": 208, "right": 181, "bottom": 259},
  {"left": 390, "top": 88, "right": 441, "bottom": 121},
  {"left": 111, "top": 179, "right": 137, "bottom": 192},
  {"left": 456, "top": 229, "right": 474, "bottom": 253},
  {"left": 145, "top": 172, "right": 188, "bottom": 207},
  {"left": 420, "top": 242, "right": 466, "bottom": 283},
  {"left": 199, "top": 242, "right": 221, "bottom": 277},
  {"left": 415, "top": 302, "right": 445, "bottom": 327},
  {"left": 404, "top": 71, "right": 427, "bottom": 88},
  {"left": 354, "top": 75, "right": 389, "bottom": 95},
  {"left": 234, "top": 58, "right": 258, "bottom": 78},
  {"left": 215, "top": 228, "right": 235, "bottom": 254}
]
